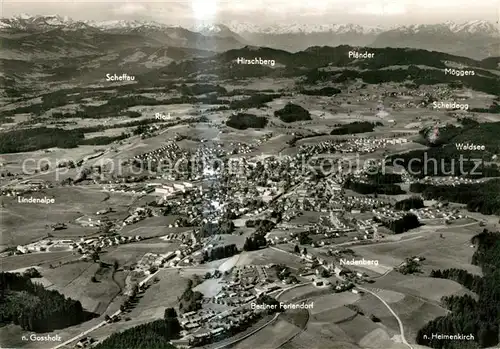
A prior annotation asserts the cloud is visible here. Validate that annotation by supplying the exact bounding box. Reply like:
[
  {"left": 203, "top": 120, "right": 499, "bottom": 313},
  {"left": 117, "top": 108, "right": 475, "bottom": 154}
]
[
  {"left": 191, "top": 0, "right": 217, "bottom": 20},
  {"left": 351, "top": 2, "right": 407, "bottom": 15},
  {"left": 112, "top": 3, "right": 148, "bottom": 16}
]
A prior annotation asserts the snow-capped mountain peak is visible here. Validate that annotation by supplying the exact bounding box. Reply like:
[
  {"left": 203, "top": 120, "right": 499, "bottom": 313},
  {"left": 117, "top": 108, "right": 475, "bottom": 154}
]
[
  {"left": 89, "top": 19, "right": 168, "bottom": 29},
  {"left": 15, "top": 13, "right": 34, "bottom": 20},
  {"left": 391, "top": 20, "right": 498, "bottom": 36},
  {"left": 2, "top": 14, "right": 76, "bottom": 30},
  {"left": 190, "top": 23, "right": 227, "bottom": 34},
  {"left": 220, "top": 22, "right": 385, "bottom": 35},
  {"left": 0, "top": 15, "right": 497, "bottom": 40}
]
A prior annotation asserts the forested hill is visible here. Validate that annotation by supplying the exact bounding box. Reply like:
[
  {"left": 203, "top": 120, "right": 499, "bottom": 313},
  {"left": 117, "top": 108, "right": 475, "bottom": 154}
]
[
  {"left": 155, "top": 45, "right": 499, "bottom": 95},
  {"left": 417, "top": 230, "right": 500, "bottom": 349},
  {"left": 0, "top": 272, "right": 90, "bottom": 332}
]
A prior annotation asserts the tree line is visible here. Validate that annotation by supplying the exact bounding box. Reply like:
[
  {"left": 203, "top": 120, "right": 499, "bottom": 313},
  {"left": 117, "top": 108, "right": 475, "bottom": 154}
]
[
  {"left": 178, "top": 280, "right": 203, "bottom": 314},
  {"left": 243, "top": 219, "right": 276, "bottom": 251},
  {"left": 330, "top": 121, "right": 382, "bottom": 135},
  {"left": 344, "top": 178, "right": 405, "bottom": 195},
  {"left": 202, "top": 244, "right": 238, "bottom": 262},
  {"left": 395, "top": 197, "right": 425, "bottom": 210},
  {"left": 417, "top": 230, "right": 500, "bottom": 349},
  {"left": 226, "top": 113, "right": 268, "bottom": 130},
  {"left": 274, "top": 103, "right": 312, "bottom": 123},
  {"left": 373, "top": 213, "right": 421, "bottom": 234},
  {"left": 94, "top": 308, "right": 180, "bottom": 349},
  {"left": 305, "top": 66, "right": 499, "bottom": 95},
  {"left": 0, "top": 272, "right": 88, "bottom": 332},
  {"left": 410, "top": 180, "right": 500, "bottom": 216}
]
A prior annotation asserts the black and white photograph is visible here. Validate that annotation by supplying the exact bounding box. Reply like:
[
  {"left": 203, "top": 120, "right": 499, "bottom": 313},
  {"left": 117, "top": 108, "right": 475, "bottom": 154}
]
[{"left": 0, "top": 1, "right": 499, "bottom": 349}]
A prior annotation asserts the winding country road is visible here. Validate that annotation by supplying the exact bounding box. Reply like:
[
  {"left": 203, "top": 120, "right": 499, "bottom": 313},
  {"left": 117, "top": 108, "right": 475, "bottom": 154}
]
[
  {"left": 357, "top": 286, "right": 414, "bottom": 349},
  {"left": 267, "top": 246, "right": 415, "bottom": 349}
]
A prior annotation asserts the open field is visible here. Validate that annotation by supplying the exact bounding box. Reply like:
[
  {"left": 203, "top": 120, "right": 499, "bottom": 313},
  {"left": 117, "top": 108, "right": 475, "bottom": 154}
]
[
  {"left": 119, "top": 215, "right": 188, "bottom": 237},
  {"left": 89, "top": 269, "right": 189, "bottom": 342},
  {"left": 278, "top": 284, "right": 319, "bottom": 302},
  {"left": 0, "top": 146, "right": 103, "bottom": 174},
  {"left": 281, "top": 327, "right": 361, "bottom": 349},
  {"left": 0, "top": 260, "right": 123, "bottom": 348},
  {"left": 354, "top": 287, "right": 450, "bottom": 343},
  {"left": 351, "top": 223, "right": 483, "bottom": 275},
  {"left": 1, "top": 187, "right": 135, "bottom": 246},
  {"left": 311, "top": 305, "right": 358, "bottom": 323},
  {"left": 359, "top": 328, "right": 410, "bottom": 349},
  {"left": 336, "top": 312, "right": 385, "bottom": 344},
  {"left": 47, "top": 261, "right": 121, "bottom": 314},
  {"left": 386, "top": 295, "right": 448, "bottom": 342},
  {"left": 309, "top": 293, "right": 361, "bottom": 315},
  {"left": 226, "top": 248, "right": 305, "bottom": 270},
  {"left": 230, "top": 318, "right": 303, "bottom": 349},
  {"left": 373, "top": 271, "right": 475, "bottom": 302},
  {"left": 0, "top": 251, "right": 76, "bottom": 271},
  {"left": 194, "top": 278, "right": 223, "bottom": 297},
  {"left": 98, "top": 240, "right": 181, "bottom": 272}
]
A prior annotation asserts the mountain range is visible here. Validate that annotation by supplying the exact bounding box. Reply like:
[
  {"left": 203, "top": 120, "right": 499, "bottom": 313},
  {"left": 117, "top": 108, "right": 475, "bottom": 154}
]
[{"left": 0, "top": 14, "right": 498, "bottom": 60}]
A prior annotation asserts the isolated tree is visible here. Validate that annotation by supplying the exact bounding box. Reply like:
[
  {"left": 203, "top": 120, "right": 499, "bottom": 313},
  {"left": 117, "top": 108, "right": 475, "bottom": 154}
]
[
  {"left": 303, "top": 247, "right": 308, "bottom": 255},
  {"left": 294, "top": 244, "right": 300, "bottom": 254}
]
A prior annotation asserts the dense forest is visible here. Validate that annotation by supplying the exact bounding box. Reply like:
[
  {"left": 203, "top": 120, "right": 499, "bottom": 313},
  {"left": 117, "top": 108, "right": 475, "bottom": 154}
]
[
  {"left": 410, "top": 180, "right": 500, "bottom": 216},
  {"left": 274, "top": 103, "right": 312, "bottom": 123},
  {"left": 373, "top": 213, "right": 421, "bottom": 234},
  {"left": 0, "top": 127, "right": 84, "bottom": 153},
  {"left": 330, "top": 121, "right": 383, "bottom": 135},
  {"left": 0, "top": 126, "right": 131, "bottom": 153},
  {"left": 226, "top": 113, "right": 268, "bottom": 130},
  {"left": 417, "top": 230, "right": 500, "bottom": 349},
  {"left": 177, "top": 83, "right": 227, "bottom": 96},
  {"left": 386, "top": 147, "right": 500, "bottom": 178},
  {"left": 0, "top": 272, "right": 89, "bottom": 332},
  {"left": 299, "top": 87, "right": 341, "bottom": 96},
  {"left": 227, "top": 93, "right": 280, "bottom": 110},
  {"left": 395, "top": 197, "right": 425, "bottom": 210},
  {"left": 343, "top": 172, "right": 404, "bottom": 195},
  {"left": 305, "top": 65, "right": 499, "bottom": 95},
  {"left": 386, "top": 121, "right": 500, "bottom": 179},
  {"left": 94, "top": 308, "right": 180, "bottom": 349}
]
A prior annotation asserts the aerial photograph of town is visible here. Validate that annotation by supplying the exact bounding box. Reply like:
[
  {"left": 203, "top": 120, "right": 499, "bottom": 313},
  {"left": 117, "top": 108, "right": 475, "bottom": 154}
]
[{"left": 0, "top": 0, "right": 499, "bottom": 349}]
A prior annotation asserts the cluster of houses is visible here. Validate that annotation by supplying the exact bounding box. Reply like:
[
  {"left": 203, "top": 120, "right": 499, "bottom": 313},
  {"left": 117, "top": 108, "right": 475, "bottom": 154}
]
[
  {"left": 15, "top": 235, "right": 142, "bottom": 256},
  {"left": 172, "top": 264, "right": 285, "bottom": 347},
  {"left": 296, "top": 137, "right": 408, "bottom": 157},
  {"left": 134, "top": 251, "right": 178, "bottom": 273},
  {"left": 101, "top": 183, "right": 156, "bottom": 195},
  {"left": 373, "top": 206, "right": 463, "bottom": 223},
  {"left": 123, "top": 207, "right": 153, "bottom": 225},
  {"left": 409, "top": 207, "right": 464, "bottom": 221},
  {"left": 418, "top": 176, "right": 483, "bottom": 186},
  {"left": 174, "top": 307, "right": 259, "bottom": 347},
  {"left": 336, "top": 137, "right": 408, "bottom": 154},
  {"left": 1, "top": 179, "right": 52, "bottom": 197},
  {"left": 154, "top": 181, "right": 194, "bottom": 198}
]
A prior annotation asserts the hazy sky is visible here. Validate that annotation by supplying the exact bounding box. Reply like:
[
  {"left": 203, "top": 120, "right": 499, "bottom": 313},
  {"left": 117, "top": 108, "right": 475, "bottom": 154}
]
[{"left": 1, "top": 0, "right": 499, "bottom": 26}]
